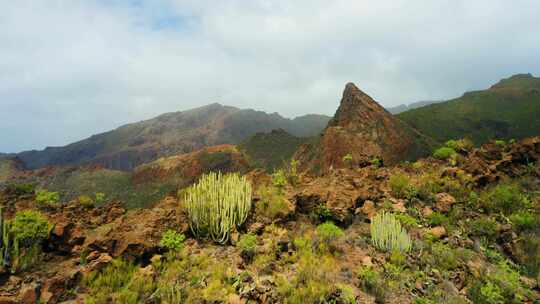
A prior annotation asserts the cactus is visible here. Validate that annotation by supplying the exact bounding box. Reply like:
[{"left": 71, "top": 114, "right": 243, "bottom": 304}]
[
  {"left": 0, "top": 208, "right": 12, "bottom": 269},
  {"left": 184, "top": 172, "right": 252, "bottom": 244},
  {"left": 371, "top": 211, "right": 412, "bottom": 253}
]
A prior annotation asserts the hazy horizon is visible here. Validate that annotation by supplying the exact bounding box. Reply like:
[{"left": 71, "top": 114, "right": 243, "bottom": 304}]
[{"left": 1, "top": 1, "right": 540, "bottom": 153}]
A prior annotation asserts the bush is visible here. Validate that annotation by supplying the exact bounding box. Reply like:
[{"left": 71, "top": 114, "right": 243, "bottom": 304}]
[
  {"left": 509, "top": 211, "right": 537, "bottom": 231},
  {"left": 271, "top": 169, "right": 287, "bottom": 191},
  {"left": 342, "top": 153, "right": 353, "bottom": 167},
  {"left": 433, "top": 147, "right": 456, "bottom": 160},
  {"left": 427, "top": 212, "right": 448, "bottom": 226},
  {"left": 469, "top": 217, "right": 498, "bottom": 239},
  {"left": 6, "top": 183, "right": 35, "bottom": 196},
  {"left": 183, "top": 172, "right": 252, "bottom": 244},
  {"left": 35, "top": 189, "right": 60, "bottom": 206},
  {"left": 95, "top": 192, "right": 106, "bottom": 204},
  {"left": 371, "top": 211, "right": 412, "bottom": 253},
  {"left": 445, "top": 139, "right": 474, "bottom": 151},
  {"left": 389, "top": 173, "right": 411, "bottom": 199},
  {"left": 237, "top": 233, "right": 257, "bottom": 262},
  {"left": 357, "top": 267, "right": 386, "bottom": 302},
  {"left": 78, "top": 195, "right": 95, "bottom": 208},
  {"left": 485, "top": 184, "right": 529, "bottom": 215},
  {"left": 159, "top": 230, "right": 185, "bottom": 252},
  {"left": 255, "top": 185, "right": 291, "bottom": 221},
  {"left": 1, "top": 210, "right": 51, "bottom": 272},
  {"left": 316, "top": 221, "right": 344, "bottom": 252},
  {"left": 395, "top": 213, "right": 419, "bottom": 228}
]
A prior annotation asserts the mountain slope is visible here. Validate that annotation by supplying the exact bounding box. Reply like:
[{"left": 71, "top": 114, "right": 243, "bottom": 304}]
[
  {"left": 15, "top": 103, "right": 330, "bottom": 171},
  {"left": 296, "top": 83, "right": 433, "bottom": 174},
  {"left": 386, "top": 100, "right": 443, "bottom": 114},
  {"left": 239, "top": 129, "right": 307, "bottom": 171},
  {"left": 397, "top": 73, "right": 540, "bottom": 144}
]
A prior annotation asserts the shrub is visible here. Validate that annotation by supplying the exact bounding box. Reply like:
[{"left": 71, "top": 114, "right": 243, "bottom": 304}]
[
  {"left": 389, "top": 173, "right": 411, "bottom": 199},
  {"left": 427, "top": 212, "right": 448, "bottom": 226},
  {"left": 509, "top": 211, "right": 536, "bottom": 231},
  {"left": 445, "top": 139, "right": 474, "bottom": 151},
  {"left": 469, "top": 217, "right": 498, "bottom": 239},
  {"left": 237, "top": 233, "right": 257, "bottom": 262},
  {"left": 433, "top": 147, "right": 456, "bottom": 160},
  {"left": 183, "top": 172, "right": 252, "bottom": 244},
  {"left": 370, "top": 157, "right": 382, "bottom": 168},
  {"left": 342, "top": 153, "right": 353, "bottom": 167},
  {"left": 6, "top": 183, "right": 35, "bottom": 196},
  {"left": 35, "top": 189, "right": 60, "bottom": 206},
  {"left": 316, "top": 221, "right": 344, "bottom": 252},
  {"left": 310, "top": 203, "right": 333, "bottom": 223},
  {"left": 485, "top": 184, "right": 529, "bottom": 215},
  {"left": 1, "top": 210, "right": 51, "bottom": 272},
  {"left": 271, "top": 169, "right": 287, "bottom": 191},
  {"left": 494, "top": 140, "right": 506, "bottom": 146},
  {"left": 78, "top": 195, "right": 95, "bottom": 208},
  {"left": 95, "top": 192, "right": 106, "bottom": 204},
  {"left": 357, "top": 267, "right": 386, "bottom": 302},
  {"left": 395, "top": 213, "right": 419, "bottom": 228},
  {"left": 255, "top": 185, "right": 291, "bottom": 221},
  {"left": 287, "top": 159, "right": 300, "bottom": 186},
  {"left": 371, "top": 211, "right": 412, "bottom": 253},
  {"left": 159, "top": 230, "right": 185, "bottom": 252}
]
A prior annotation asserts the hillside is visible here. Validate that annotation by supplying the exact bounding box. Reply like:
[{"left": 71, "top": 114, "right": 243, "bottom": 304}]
[
  {"left": 239, "top": 129, "right": 307, "bottom": 171},
  {"left": 14, "top": 103, "right": 330, "bottom": 171},
  {"left": 397, "top": 73, "right": 540, "bottom": 144}
]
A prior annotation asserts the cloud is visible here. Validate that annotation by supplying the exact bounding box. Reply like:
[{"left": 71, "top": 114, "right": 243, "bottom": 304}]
[{"left": 1, "top": 0, "right": 539, "bottom": 152}]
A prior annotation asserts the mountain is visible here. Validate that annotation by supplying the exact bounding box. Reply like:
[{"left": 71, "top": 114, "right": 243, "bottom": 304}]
[
  {"left": 296, "top": 83, "right": 433, "bottom": 173},
  {"left": 14, "top": 103, "right": 331, "bottom": 171},
  {"left": 386, "top": 100, "right": 444, "bottom": 114},
  {"left": 397, "top": 73, "right": 540, "bottom": 144},
  {"left": 239, "top": 129, "right": 307, "bottom": 171}
]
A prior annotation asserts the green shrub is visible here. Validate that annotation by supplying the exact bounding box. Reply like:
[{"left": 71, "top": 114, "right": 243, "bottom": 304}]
[
  {"left": 6, "top": 183, "right": 35, "bottom": 196},
  {"left": 237, "top": 233, "right": 257, "bottom": 253},
  {"left": 159, "top": 230, "right": 185, "bottom": 252},
  {"left": 357, "top": 267, "right": 386, "bottom": 302},
  {"left": 433, "top": 147, "right": 456, "bottom": 160},
  {"left": 0, "top": 210, "right": 51, "bottom": 272},
  {"left": 370, "top": 157, "right": 382, "bottom": 168},
  {"left": 445, "top": 139, "right": 474, "bottom": 151},
  {"left": 389, "top": 173, "right": 411, "bottom": 199},
  {"left": 78, "top": 195, "right": 95, "bottom": 208},
  {"left": 95, "top": 192, "right": 106, "bottom": 204},
  {"left": 271, "top": 169, "right": 287, "bottom": 191},
  {"left": 494, "top": 140, "right": 506, "bottom": 146},
  {"left": 316, "top": 221, "right": 344, "bottom": 252},
  {"left": 395, "top": 213, "right": 419, "bottom": 228},
  {"left": 371, "top": 211, "right": 412, "bottom": 253},
  {"left": 427, "top": 212, "right": 448, "bottom": 226},
  {"left": 469, "top": 217, "right": 498, "bottom": 239},
  {"left": 35, "top": 189, "right": 60, "bottom": 206},
  {"left": 485, "top": 184, "right": 529, "bottom": 215},
  {"left": 183, "top": 172, "right": 252, "bottom": 244},
  {"left": 310, "top": 203, "right": 333, "bottom": 222},
  {"left": 509, "top": 211, "right": 536, "bottom": 231},
  {"left": 255, "top": 185, "right": 291, "bottom": 221},
  {"left": 342, "top": 153, "right": 353, "bottom": 167}
]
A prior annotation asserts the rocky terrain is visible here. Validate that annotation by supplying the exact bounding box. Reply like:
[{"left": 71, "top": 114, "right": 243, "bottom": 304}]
[{"left": 0, "top": 82, "right": 539, "bottom": 304}]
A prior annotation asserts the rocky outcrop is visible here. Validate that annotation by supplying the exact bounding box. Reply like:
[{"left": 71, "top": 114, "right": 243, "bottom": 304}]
[{"left": 295, "top": 83, "right": 433, "bottom": 174}]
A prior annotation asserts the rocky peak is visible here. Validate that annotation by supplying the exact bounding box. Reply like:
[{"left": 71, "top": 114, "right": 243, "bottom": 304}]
[
  {"left": 329, "top": 82, "right": 390, "bottom": 130},
  {"left": 295, "top": 83, "right": 433, "bottom": 173}
]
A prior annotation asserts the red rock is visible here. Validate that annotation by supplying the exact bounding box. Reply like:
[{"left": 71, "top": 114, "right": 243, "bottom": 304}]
[
  {"left": 19, "top": 282, "right": 40, "bottom": 304},
  {"left": 428, "top": 226, "right": 447, "bottom": 239},
  {"left": 435, "top": 193, "right": 456, "bottom": 212}
]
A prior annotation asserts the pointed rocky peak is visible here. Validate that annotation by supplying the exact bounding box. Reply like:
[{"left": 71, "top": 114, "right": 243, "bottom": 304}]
[{"left": 329, "top": 82, "right": 390, "bottom": 129}]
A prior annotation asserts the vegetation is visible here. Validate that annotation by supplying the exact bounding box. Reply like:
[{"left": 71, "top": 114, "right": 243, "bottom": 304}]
[
  {"left": 371, "top": 211, "right": 412, "bottom": 253},
  {"left": 0, "top": 209, "right": 51, "bottom": 272},
  {"left": 35, "top": 189, "right": 60, "bottom": 206},
  {"left": 398, "top": 74, "right": 540, "bottom": 144},
  {"left": 433, "top": 146, "right": 456, "bottom": 160},
  {"left": 389, "top": 173, "right": 412, "bottom": 199},
  {"left": 183, "top": 172, "right": 252, "bottom": 244},
  {"left": 159, "top": 230, "right": 186, "bottom": 252},
  {"left": 315, "top": 221, "right": 344, "bottom": 252},
  {"left": 255, "top": 185, "right": 291, "bottom": 221}
]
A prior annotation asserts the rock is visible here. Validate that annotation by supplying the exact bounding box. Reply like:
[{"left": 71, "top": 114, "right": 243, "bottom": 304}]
[
  {"left": 422, "top": 206, "right": 434, "bottom": 217},
  {"left": 392, "top": 200, "right": 406, "bottom": 213},
  {"left": 85, "top": 251, "right": 101, "bottom": 263},
  {"left": 295, "top": 82, "right": 432, "bottom": 174},
  {"left": 360, "top": 200, "right": 376, "bottom": 219},
  {"left": 150, "top": 254, "right": 163, "bottom": 264},
  {"left": 19, "top": 282, "right": 40, "bottom": 304},
  {"left": 83, "top": 253, "right": 112, "bottom": 275},
  {"left": 361, "top": 256, "right": 373, "bottom": 267},
  {"left": 428, "top": 226, "right": 447, "bottom": 239},
  {"left": 435, "top": 193, "right": 456, "bottom": 212},
  {"left": 0, "top": 296, "right": 17, "bottom": 304}
]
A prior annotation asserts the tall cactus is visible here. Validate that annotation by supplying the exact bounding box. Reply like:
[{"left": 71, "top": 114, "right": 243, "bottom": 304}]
[
  {"left": 371, "top": 211, "right": 412, "bottom": 253},
  {"left": 0, "top": 208, "right": 12, "bottom": 269},
  {"left": 184, "top": 172, "right": 252, "bottom": 244}
]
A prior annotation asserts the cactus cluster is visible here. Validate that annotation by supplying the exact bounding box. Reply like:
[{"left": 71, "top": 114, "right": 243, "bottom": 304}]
[
  {"left": 371, "top": 211, "right": 412, "bottom": 253},
  {"left": 184, "top": 172, "right": 252, "bottom": 244}
]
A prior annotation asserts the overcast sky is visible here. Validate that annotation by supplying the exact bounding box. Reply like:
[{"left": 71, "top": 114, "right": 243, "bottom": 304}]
[{"left": 1, "top": 0, "right": 539, "bottom": 153}]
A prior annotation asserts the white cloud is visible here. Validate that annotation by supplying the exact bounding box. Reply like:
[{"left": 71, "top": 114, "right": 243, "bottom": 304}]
[{"left": 0, "top": 0, "right": 539, "bottom": 152}]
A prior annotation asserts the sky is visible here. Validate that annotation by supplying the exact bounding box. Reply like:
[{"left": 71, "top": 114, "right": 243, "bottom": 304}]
[{"left": 1, "top": 0, "right": 539, "bottom": 153}]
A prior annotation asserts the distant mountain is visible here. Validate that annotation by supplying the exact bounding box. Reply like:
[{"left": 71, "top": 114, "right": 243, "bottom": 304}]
[
  {"left": 239, "top": 129, "right": 307, "bottom": 171},
  {"left": 387, "top": 100, "right": 444, "bottom": 114},
  {"left": 15, "top": 103, "right": 331, "bottom": 171},
  {"left": 296, "top": 83, "right": 433, "bottom": 174},
  {"left": 397, "top": 74, "right": 540, "bottom": 144}
]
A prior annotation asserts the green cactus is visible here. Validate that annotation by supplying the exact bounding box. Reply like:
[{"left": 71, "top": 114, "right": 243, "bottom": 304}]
[
  {"left": 371, "top": 211, "right": 412, "bottom": 253},
  {"left": 184, "top": 172, "right": 252, "bottom": 244}
]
